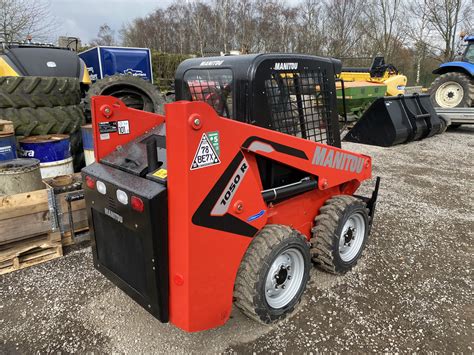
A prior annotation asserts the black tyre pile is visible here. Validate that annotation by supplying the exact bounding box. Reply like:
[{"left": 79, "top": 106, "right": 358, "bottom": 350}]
[
  {"left": 1, "top": 75, "right": 166, "bottom": 172},
  {"left": 0, "top": 76, "right": 85, "bottom": 169}
]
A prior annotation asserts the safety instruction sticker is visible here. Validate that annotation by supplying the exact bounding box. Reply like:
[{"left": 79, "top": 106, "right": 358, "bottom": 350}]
[
  {"left": 117, "top": 120, "right": 130, "bottom": 135},
  {"left": 206, "top": 131, "right": 220, "bottom": 156},
  {"left": 191, "top": 133, "right": 221, "bottom": 170},
  {"left": 98, "top": 121, "right": 117, "bottom": 133},
  {"left": 153, "top": 168, "right": 168, "bottom": 179}
]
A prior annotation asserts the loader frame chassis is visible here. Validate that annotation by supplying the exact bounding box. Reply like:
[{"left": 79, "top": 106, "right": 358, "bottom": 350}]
[{"left": 84, "top": 94, "right": 375, "bottom": 332}]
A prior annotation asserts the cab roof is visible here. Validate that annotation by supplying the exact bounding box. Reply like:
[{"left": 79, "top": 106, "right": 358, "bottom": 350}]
[{"left": 175, "top": 53, "right": 343, "bottom": 80}]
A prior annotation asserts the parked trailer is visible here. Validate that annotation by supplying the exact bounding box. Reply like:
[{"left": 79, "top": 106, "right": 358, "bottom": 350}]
[{"left": 435, "top": 107, "right": 474, "bottom": 126}]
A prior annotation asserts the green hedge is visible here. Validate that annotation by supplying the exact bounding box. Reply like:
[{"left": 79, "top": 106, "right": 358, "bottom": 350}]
[{"left": 152, "top": 51, "right": 193, "bottom": 91}]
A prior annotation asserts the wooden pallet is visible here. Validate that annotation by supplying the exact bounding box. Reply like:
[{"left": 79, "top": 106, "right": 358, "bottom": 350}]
[
  {"left": 0, "top": 187, "right": 52, "bottom": 245},
  {"left": 0, "top": 232, "right": 62, "bottom": 275},
  {"left": 62, "top": 227, "right": 90, "bottom": 247}
]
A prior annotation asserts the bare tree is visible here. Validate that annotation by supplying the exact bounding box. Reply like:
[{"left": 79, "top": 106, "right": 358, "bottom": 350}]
[
  {"left": 0, "top": 0, "right": 57, "bottom": 42},
  {"left": 187, "top": 2, "right": 211, "bottom": 56},
  {"left": 90, "top": 23, "right": 116, "bottom": 46},
  {"left": 460, "top": 4, "right": 473, "bottom": 33},
  {"left": 170, "top": 3, "right": 191, "bottom": 54},
  {"left": 425, "top": 0, "right": 467, "bottom": 61},
  {"left": 406, "top": 0, "right": 433, "bottom": 84},
  {"left": 234, "top": 0, "right": 256, "bottom": 53},
  {"left": 361, "top": 0, "right": 406, "bottom": 60},
  {"left": 296, "top": 0, "right": 325, "bottom": 55},
  {"left": 325, "top": 0, "right": 366, "bottom": 58},
  {"left": 118, "top": 0, "right": 474, "bottom": 86},
  {"left": 214, "top": 0, "right": 235, "bottom": 53}
]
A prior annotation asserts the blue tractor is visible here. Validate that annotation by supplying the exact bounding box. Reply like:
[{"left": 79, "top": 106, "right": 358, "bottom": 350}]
[{"left": 429, "top": 35, "right": 474, "bottom": 108}]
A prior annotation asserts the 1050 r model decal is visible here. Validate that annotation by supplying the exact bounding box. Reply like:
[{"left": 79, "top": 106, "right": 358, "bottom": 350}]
[
  {"left": 192, "top": 152, "right": 258, "bottom": 237},
  {"left": 192, "top": 137, "right": 309, "bottom": 237},
  {"left": 211, "top": 159, "right": 248, "bottom": 216}
]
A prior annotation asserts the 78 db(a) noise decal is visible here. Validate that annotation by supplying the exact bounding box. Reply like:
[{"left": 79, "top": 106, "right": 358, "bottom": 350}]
[{"left": 190, "top": 133, "right": 221, "bottom": 170}]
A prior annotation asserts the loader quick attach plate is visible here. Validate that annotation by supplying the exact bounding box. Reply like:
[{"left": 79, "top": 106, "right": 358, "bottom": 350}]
[{"left": 82, "top": 163, "right": 169, "bottom": 322}]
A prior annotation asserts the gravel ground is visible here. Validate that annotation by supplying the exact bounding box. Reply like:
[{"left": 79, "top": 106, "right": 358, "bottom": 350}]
[{"left": 1, "top": 126, "right": 473, "bottom": 353}]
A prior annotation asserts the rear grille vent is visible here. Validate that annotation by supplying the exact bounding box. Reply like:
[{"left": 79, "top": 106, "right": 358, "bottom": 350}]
[{"left": 107, "top": 195, "right": 117, "bottom": 211}]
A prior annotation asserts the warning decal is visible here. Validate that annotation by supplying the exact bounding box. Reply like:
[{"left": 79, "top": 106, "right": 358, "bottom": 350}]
[
  {"left": 117, "top": 120, "right": 130, "bottom": 135},
  {"left": 191, "top": 133, "right": 221, "bottom": 170}
]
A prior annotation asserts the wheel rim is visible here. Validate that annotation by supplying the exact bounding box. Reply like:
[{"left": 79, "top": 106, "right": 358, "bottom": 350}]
[
  {"left": 435, "top": 81, "right": 464, "bottom": 108},
  {"left": 339, "top": 212, "right": 366, "bottom": 262},
  {"left": 265, "top": 247, "right": 305, "bottom": 309}
]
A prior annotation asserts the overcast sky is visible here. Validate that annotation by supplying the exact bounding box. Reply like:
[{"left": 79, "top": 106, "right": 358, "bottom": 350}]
[{"left": 50, "top": 0, "right": 173, "bottom": 44}]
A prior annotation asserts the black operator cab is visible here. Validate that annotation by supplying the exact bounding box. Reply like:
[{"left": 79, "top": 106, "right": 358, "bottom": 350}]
[{"left": 175, "top": 53, "right": 342, "bottom": 148}]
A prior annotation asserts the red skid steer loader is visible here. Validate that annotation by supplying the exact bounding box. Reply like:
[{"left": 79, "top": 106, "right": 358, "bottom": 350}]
[{"left": 82, "top": 54, "right": 380, "bottom": 332}]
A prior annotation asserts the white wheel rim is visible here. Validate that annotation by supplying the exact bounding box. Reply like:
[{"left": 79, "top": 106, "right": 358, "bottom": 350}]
[
  {"left": 435, "top": 81, "right": 464, "bottom": 108},
  {"left": 339, "top": 212, "right": 366, "bottom": 262},
  {"left": 265, "top": 248, "right": 305, "bottom": 309}
]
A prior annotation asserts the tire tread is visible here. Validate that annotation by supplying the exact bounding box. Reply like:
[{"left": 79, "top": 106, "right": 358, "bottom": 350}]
[
  {"left": 428, "top": 72, "right": 473, "bottom": 108},
  {"left": 0, "top": 77, "right": 81, "bottom": 108},
  {"left": 310, "top": 195, "right": 368, "bottom": 274},
  {"left": 234, "top": 224, "right": 309, "bottom": 324}
]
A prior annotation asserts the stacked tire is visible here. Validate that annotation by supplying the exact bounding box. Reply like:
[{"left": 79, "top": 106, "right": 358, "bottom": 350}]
[
  {"left": 83, "top": 75, "right": 165, "bottom": 122},
  {"left": 0, "top": 76, "right": 85, "bottom": 170}
]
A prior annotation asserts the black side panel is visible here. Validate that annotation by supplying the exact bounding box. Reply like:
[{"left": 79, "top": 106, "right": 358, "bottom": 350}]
[
  {"left": 93, "top": 209, "right": 148, "bottom": 295},
  {"left": 83, "top": 163, "right": 169, "bottom": 322},
  {"left": 6, "top": 47, "right": 81, "bottom": 77}
]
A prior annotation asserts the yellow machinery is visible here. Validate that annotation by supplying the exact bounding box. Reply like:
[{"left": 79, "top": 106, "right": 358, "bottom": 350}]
[{"left": 339, "top": 56, "right": 407, "bottom": 96}]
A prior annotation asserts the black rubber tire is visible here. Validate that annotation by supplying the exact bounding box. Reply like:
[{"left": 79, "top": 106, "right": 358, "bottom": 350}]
[
  {"left": 84, "top": 75, "right": 165, "bottom": 122},
  {"left": 0, "top": 105, "right": 85, "bottom": 136},
  {"left": 234, "top": 224, "right": 311, "bottom": 324},
  {"left": 429, "top": 72, "right": 474, "bottom": 108},
  {"left": 0, "top": 76, "right": 81, "bottom": 108},
  {"left": 310, "top": 195, "right": 369, "bottom": 274}
]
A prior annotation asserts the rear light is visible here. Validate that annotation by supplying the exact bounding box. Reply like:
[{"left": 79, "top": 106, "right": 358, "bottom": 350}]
[
  {"left": 85, "top": 175, "right": 95, "bottom": 189},
  {"left": 96, "top": 181, "right": 107, "bottom": 195},
  {"left": 116, "top": 189, "right": 128, "bottom": 205},
  {"left": 131, "top": 196, "right": 144, "bottom": 212}
]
